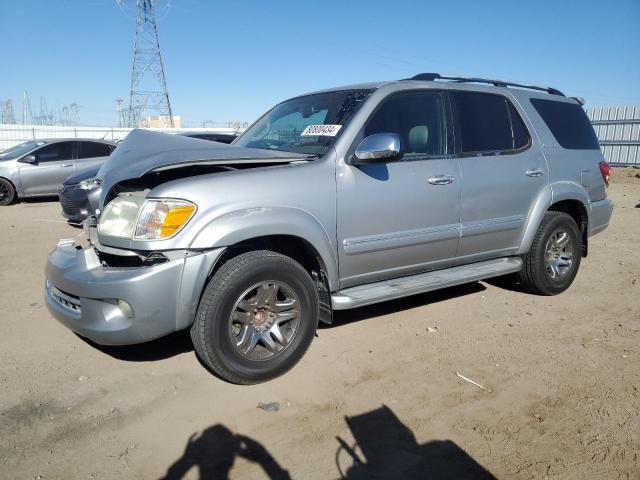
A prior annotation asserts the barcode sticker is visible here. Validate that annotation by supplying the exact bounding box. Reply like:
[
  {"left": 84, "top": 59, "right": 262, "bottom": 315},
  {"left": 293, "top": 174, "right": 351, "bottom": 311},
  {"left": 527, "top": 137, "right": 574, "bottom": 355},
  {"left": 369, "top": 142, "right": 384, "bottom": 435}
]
[{"left": 300, "top": 124, "right": 342, "bottom": 136}]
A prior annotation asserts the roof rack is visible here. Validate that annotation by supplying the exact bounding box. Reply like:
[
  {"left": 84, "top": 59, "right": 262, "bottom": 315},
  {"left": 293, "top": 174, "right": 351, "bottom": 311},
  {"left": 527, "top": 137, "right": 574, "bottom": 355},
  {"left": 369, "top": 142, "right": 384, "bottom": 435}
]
[{"left": 403, "top": 73, "right": 565, "bottom": 97}]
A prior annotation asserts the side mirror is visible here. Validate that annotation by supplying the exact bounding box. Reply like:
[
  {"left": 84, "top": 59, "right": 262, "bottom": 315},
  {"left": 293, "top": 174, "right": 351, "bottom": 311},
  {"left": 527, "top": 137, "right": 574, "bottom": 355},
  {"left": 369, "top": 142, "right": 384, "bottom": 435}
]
[
  {"left": 351, "top": 133, "right": 402, "bottom": 165},
  {"left": 19, "top": 154, "right": 37, "bottom": 164}
]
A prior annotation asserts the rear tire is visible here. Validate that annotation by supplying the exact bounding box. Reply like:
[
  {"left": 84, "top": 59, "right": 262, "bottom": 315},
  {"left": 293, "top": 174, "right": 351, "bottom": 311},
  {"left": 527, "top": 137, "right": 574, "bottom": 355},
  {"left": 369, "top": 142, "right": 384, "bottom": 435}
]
[
  {"left": 191, "top": 250, "right": 319, "bottom": 384},
  {"left": 0, "top": 178, "right": 15, "bottom": 206},
  {"left": 518, "top": 211, "right": 581, "bottom": 295}
]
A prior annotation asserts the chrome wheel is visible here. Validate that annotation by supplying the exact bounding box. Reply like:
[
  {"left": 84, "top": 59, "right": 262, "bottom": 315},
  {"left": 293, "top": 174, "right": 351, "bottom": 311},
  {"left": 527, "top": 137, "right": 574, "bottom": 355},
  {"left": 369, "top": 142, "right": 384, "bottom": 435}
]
[
  {"left": 545, "top": 229, "right": 573, "bottom": 279},
  {"left": 229, "top": 281, "right": 301, "bottom": 361}
]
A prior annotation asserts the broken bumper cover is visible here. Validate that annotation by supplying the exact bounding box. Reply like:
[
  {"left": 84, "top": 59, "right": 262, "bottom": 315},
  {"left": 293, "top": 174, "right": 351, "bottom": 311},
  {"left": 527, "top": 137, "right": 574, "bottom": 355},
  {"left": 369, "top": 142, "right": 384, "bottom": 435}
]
[{"left": 45, "top": 241, "right": 224, "bottom": 345}]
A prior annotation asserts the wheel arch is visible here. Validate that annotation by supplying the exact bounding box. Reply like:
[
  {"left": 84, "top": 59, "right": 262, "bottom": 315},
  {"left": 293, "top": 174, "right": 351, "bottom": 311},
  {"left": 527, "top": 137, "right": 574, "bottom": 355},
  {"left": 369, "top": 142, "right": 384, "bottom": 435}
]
[
  {"left": 547, "top": 199, "right": 588, "bottom": 256},
  {"left": 202, "top": 234, "right": 334, "bottom": 325},
  {"left": 0, "top": 176, "right": 18, "bottom": 203},
  {"left": 190, "top": 206, "right": 339, "bottom": 289},
  {"left": 518, "top": 182, "right": 590, "bottom": 256}
]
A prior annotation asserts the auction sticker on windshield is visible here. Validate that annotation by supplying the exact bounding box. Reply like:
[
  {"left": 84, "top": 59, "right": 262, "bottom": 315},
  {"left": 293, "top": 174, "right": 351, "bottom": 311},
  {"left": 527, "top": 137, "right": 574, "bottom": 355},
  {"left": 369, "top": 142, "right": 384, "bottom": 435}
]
[{"left": 300, "top": 124, "right": 342, "bottom": 136}]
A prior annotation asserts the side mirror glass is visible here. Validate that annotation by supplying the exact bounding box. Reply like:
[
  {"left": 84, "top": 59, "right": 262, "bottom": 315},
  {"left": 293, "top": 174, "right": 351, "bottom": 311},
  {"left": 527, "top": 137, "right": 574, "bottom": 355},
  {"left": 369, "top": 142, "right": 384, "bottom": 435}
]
[
  {"left": 20, "top": 154, "right": 37, "bottom": 164},
  {"left": 352, "top": 133, "right": 402, "bottom": 165}
]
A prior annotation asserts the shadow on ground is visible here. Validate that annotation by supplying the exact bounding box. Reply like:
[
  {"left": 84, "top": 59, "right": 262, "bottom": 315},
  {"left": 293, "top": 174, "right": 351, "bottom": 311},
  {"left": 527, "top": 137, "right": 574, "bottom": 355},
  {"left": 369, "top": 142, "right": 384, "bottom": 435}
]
[
  {"left": 336, "top": 405, "right": 495, "bottom": 479},
  {"left": 14, "top": 195, "right": 59, "bottom": 204},
  {"left": 78, "top": 282, "right": 488, "bottom": 362},
  {"left": 329, "top": 282, "right": 487, "bottom": 327},
  {"left": 78, "top": 329, "right": 193, "bottom": 361},
  {"left": 484, "top": 273, "right": 526, "bottom": 293},
  {"left": 160, "top": 424, "right": 291, "bottom": 480},
  {"left": 160, "top": 405, "right": 494, "bottom": 479}
]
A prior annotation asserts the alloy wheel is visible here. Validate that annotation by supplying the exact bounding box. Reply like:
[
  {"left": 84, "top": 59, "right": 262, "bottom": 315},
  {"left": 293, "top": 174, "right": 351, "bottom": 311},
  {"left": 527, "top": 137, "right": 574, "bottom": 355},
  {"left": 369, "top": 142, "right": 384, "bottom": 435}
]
[
  {"left": 228, "top": 281, "right": 301, "bottom": 361},
  {"left": 544, "top": 229, "right": 574, "bottom": 279}
]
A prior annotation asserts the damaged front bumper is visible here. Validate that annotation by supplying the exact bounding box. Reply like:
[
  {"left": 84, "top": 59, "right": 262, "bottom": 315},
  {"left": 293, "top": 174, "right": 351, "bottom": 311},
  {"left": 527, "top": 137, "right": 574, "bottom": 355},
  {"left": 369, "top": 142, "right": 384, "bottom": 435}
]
[{"left": 45, "top": 239, "right": 224, "bottom": 345}]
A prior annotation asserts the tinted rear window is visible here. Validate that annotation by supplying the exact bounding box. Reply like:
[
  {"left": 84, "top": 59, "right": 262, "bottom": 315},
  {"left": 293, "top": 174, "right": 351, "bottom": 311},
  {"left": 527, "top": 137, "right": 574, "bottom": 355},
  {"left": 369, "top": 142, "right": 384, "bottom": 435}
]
[
  {"left": 78, "top": 141, "right": 113, "bottom": 159},
  {"left": 452, "top": 92, "right": 530, "bottom": 154},
  {"left": 530, "top": 98, "right": 599, "bottom": 150}
]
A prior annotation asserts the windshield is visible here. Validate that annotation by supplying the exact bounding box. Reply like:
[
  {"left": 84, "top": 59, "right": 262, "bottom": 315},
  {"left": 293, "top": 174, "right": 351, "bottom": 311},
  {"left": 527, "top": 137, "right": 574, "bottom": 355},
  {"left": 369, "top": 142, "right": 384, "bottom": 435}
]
[
  {"left": 234, "top": 89, "right": 372, "bottom": 155},
  {"left": 0, "top": 140, "right": 46, "bottom": 160}
]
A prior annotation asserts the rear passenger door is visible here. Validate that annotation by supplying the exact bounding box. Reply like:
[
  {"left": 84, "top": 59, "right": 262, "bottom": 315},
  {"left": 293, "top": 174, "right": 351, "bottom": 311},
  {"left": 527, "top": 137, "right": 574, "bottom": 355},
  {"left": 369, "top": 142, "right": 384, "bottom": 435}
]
[
  {"left": 451, "top": 91, "right": 549, "bottom": 262},
  {"left": 76, "top": 141, "right": 114, "bottom": 171}
]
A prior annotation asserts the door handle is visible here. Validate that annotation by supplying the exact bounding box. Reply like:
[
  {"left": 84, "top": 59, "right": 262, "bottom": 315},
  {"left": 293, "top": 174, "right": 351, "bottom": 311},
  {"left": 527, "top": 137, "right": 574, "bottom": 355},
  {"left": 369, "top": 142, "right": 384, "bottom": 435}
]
[
  {"left": 525, "top": 168, "right": 544, "bottom": 177},
  {"left": 428, "top": 175, "right": 454, "bottom": 185},
  {"left": 61, "top": 163, "right": 74, "bottom": 167}
]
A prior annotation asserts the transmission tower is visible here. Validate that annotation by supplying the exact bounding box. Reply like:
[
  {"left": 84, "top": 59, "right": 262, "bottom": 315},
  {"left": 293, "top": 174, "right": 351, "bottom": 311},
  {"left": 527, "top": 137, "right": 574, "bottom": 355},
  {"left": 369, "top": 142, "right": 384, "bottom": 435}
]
[
  {"left": 115, "top": 98, "right": 127, "bottom": 127},
  {"left": 125, "top": 0, "right": 174, "bottom": 128},
  {"left": 0, "top": 100, "right": 15, "bottom": 124}
]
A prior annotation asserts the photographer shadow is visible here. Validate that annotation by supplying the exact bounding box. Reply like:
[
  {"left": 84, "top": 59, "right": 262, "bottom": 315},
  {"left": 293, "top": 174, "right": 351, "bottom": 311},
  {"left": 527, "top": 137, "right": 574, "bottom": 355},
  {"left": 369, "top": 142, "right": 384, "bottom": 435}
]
[
  {"left": 160, "top": 424, "right": 290, "bottom": 480},
  {"left": 160, "top": 407, "right": 494, "bottom": 479}
]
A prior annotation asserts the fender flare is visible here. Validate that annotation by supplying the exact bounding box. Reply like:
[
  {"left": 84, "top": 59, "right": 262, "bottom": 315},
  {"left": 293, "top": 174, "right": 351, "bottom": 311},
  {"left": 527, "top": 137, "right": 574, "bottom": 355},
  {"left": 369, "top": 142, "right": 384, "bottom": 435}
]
[
  {"left": 189, "top": 206, "right": 339, "bottom": 291},
  {"left": 517, "top": 181, "right": 590, "bottom": 254}
]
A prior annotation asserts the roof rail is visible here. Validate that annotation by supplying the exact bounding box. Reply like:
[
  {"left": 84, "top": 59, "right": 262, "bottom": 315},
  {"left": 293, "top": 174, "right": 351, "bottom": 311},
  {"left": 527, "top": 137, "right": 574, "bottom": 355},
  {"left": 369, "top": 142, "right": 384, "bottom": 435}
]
[{"left": 403, "top": 73, "right": 565, "bottom": 97}]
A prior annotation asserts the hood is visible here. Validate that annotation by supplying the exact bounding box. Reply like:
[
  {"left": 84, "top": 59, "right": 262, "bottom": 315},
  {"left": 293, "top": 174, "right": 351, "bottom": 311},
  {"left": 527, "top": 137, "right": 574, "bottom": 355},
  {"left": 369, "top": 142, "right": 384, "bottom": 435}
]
[
  {"left": 64, "top": 165, "right": 101, "bottom": 186},
  {"left": 98, "top": 129, "right": 309, "bottom": 205}
]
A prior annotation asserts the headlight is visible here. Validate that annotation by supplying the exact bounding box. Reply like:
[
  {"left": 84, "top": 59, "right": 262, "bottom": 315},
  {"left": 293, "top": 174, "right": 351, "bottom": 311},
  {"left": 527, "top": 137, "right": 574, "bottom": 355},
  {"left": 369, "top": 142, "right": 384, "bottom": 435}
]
[
  {"left": 134, "top": 199, "right": 196, "bottom": 240},
  {"left": 99, "top": 195, "right": 146, "bottom": 238},
  {"left": 99, "top": 196, "right": 196, "bottom": 240},
  {"left": 78, "top": 178, "right": 102, "bottom": 190}
]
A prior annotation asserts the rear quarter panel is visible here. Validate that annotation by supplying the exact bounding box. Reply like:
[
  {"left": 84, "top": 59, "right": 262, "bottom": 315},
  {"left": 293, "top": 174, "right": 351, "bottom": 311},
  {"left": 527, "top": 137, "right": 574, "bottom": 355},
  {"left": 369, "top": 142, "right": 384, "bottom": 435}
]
[{"left": 518, "top": 91, "right": 608, "bottom": 203}]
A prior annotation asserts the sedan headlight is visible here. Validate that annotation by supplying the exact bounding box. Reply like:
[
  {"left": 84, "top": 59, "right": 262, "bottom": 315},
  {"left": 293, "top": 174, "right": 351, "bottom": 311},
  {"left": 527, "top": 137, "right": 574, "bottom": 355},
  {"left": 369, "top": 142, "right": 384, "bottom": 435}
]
[
  {"left": 78, "top": 178, "right": 102, "bottom": 190},
  {"left": 99, "top": 196, "right": 196, "bottom": 240},
  {"left": 134, "top": 200, "right": 196, "bottom": 240}
]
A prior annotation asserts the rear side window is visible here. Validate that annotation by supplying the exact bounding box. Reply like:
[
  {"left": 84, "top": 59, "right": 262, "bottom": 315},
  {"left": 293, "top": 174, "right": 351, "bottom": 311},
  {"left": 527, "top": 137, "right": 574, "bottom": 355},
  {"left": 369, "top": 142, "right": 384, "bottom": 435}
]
[
  {"left": 78, "top": 141, "right": 113, "bottom": 159},
  {"left": 452, "top": 92, "right": 530, "bottom": 154},
  {"left": 530, "top": 98, "right": 599, "bottom": 150}
]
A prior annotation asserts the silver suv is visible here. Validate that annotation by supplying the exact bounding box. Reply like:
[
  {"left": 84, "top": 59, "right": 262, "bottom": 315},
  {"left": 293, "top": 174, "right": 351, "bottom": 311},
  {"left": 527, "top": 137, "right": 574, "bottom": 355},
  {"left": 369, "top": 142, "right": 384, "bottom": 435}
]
[{"left": 45, "top": 74, "right": 613, "bottom": 384}]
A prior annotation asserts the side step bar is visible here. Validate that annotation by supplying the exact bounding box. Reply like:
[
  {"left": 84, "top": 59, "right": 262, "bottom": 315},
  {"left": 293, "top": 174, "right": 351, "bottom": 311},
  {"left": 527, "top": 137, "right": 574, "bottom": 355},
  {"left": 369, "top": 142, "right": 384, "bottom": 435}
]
[{"left": 331, "top": 257, "right": 522, "bottom": 310}]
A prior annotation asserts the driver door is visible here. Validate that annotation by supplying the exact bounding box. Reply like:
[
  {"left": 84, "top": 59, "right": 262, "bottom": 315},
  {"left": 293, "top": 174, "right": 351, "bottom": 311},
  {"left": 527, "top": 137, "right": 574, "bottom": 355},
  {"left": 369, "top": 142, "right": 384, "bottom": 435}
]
[
  {"left": 18, "top": 141, "right": 76, "bottom": 196},
  {"left": 336, "top": 91, "right": 461, "bottom": 288}
]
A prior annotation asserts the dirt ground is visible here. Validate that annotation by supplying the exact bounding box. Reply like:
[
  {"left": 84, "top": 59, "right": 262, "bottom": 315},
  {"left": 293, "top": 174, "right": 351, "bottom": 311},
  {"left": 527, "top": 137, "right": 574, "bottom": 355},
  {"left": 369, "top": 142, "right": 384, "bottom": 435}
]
[{"left": 1, "top": 168, "right": 639, "bottom": 480}]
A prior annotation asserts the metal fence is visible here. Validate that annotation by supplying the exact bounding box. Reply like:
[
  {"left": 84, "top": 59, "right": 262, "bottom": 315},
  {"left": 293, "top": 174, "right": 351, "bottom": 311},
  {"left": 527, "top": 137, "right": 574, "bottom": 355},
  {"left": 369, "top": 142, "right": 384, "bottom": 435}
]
[
  {"left": 0, "top": 124, "right": 241, "bottom": 151},
  {"left": 586, "top": 106, "right": 640, "bottom": 165},
  {"left": 2, "top": 105, "right": 640, "bottom": 165}
]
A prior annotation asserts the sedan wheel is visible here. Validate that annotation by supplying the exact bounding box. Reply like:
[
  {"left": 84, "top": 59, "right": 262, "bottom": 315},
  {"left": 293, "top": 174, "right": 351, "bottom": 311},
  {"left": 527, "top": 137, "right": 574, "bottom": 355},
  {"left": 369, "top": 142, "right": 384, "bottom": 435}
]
[{"left": 0, "top": 178, "right": 15, "bottom": 206}]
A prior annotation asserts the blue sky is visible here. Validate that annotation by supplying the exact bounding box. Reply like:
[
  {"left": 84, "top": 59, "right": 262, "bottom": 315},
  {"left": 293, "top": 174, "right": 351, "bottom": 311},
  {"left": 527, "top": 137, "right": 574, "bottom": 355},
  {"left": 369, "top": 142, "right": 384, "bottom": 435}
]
[{"left": 1, "top": 0, "right": 639, "bottom": 126}]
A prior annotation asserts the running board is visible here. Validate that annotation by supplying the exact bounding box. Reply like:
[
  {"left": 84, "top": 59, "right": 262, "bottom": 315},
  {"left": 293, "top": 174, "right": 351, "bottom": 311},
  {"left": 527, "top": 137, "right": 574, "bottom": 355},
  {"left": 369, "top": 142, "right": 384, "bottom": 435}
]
[{"left": 331, "top": 257, "right": 522, "bottom": 310}]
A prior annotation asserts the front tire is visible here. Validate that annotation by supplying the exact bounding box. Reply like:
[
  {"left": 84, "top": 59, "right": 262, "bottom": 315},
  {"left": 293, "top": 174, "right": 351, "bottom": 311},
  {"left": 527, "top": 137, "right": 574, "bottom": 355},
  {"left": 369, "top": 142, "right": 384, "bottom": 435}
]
[
  {"left": 191, "top": 250, "right": 319, "bottom": 384},
  {"left": 0, "top": 178, "right": 15, "bottom": 206},
  {"left": 518, "top": 211, "right": 581, "bottom": 295}
]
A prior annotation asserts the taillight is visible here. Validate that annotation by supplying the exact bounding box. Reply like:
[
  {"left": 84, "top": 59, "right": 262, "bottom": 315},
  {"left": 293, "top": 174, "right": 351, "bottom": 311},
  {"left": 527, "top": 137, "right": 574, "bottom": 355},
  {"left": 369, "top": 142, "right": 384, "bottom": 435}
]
[{"left": 599, "top": 161, "right": 611, "bottom": 187}]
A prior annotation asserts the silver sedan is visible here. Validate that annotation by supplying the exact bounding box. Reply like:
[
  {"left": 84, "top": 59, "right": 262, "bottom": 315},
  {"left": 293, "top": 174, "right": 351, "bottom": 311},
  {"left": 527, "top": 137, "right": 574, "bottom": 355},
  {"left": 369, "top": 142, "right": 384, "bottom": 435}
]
[{"left": 0, "top": 138, "right": 116, "bottom": 206}]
